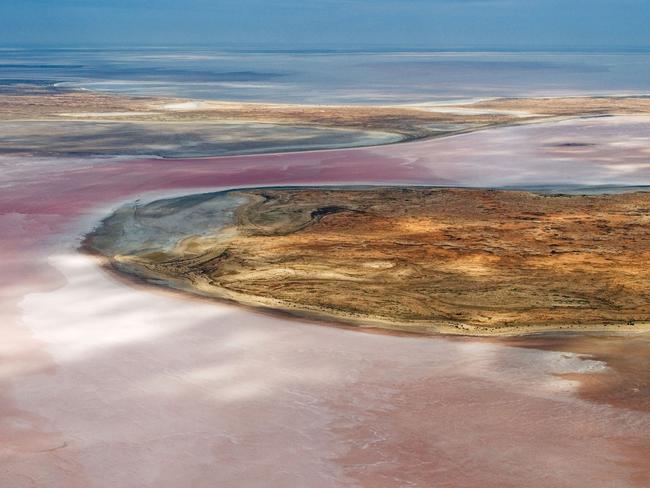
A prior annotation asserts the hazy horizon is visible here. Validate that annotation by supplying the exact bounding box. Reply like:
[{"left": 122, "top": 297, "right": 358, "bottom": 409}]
[
  {"left": 3, "top": 48, "right": 650, "bottom": 104},
  {"left": 2, "top": 45, "right": 650, "bottom": 52}
]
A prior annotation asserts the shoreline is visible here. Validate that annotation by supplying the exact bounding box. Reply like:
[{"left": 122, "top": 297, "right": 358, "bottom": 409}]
[
  {"left": 88, "top": 252, "right": 650, "bottom": 339},
  {"left": 21, "top": 244, "right": 650, "bottom": 487},
  {"left": 4, "top": 89, "right": 650, "bottom": 159}
]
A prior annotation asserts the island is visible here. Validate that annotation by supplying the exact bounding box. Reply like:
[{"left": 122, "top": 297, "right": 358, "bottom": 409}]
[{"left": 85, "top": 186, "right": 650, "bottom": 335}]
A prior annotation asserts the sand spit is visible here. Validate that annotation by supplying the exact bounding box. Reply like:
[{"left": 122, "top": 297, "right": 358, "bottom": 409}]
[
  {"left": 3, "top": 89, "right": 650, "bottom": 147},
  {"left": 0, "top": 120, "right": 402, "bottom": 158}
]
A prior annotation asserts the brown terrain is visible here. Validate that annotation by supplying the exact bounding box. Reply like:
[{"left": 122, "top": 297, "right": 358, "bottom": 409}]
[
  {"left": 472, "top": 96, "right": 650, "bottom": 116},
  {"left": 89, "top": 187, "right": 650, "bottom": 336},
  {"left": 4, "top": 88, "right": 650, "bottom": 139}
]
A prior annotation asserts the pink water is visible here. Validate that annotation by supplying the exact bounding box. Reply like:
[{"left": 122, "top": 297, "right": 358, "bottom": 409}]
[{"left": 2, "top": 117, "right": 649, "bottom": 487}]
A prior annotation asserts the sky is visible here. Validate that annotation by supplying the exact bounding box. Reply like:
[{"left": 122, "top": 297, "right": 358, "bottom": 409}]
[{"left": 0, "top": 0, "right": 648, "bottom": 49}]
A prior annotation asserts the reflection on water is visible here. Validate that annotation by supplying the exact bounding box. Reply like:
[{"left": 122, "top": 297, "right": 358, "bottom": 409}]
[{"left": 500, "top": 333, "right": 650, "bottom": 413}]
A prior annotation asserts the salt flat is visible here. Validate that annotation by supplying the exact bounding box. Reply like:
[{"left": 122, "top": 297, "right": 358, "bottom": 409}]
[
  {"left": 2, "top": 115, "right": 650, "bottom": 486},
  {"left": 11, "top": 245, "right": 649, "bottom": 487}
]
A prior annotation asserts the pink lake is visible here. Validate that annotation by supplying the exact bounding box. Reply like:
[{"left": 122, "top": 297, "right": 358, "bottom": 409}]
[{"left": 1, "top": 116, "right": 649, "bottom": 487}]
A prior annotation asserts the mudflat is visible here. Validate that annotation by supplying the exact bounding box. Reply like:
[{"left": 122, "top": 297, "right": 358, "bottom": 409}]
[
  {"left": 4, "top": 90, "right": 650, "bottom": 155},
  {"left": 86, "top": 187, "right": 650, "bottom": 336}
]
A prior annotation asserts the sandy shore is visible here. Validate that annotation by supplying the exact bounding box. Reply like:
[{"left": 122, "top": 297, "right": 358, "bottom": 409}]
[{"left": 3, "top": 91, "right": 650, "bottom": 158}]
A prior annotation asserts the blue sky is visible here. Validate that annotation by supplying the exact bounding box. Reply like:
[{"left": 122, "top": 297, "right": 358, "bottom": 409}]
[{"left": 1, "top": 0, "right": 648, "bottom": 49}]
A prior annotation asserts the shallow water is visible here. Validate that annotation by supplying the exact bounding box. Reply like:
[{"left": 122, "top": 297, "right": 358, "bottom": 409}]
[
  {"left": 0, "top": 120, "right": 402, "bottom": 158},
  {"left": 500, "top": 333, "right": 650, "bottom": 413},
  {"left": 2, "top": 48, "right": 650, "bottom": 103}
]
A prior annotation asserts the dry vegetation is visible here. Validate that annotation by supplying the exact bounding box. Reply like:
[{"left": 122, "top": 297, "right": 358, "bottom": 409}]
[{"left": 94, "top": 187, "right": 650, "bottom": 335}]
